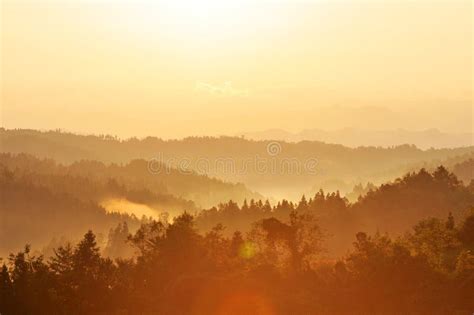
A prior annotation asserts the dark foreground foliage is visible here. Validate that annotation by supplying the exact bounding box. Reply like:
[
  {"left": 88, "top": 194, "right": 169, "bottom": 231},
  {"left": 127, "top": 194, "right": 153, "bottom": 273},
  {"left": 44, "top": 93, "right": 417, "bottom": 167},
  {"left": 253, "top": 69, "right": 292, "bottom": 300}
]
[{"left": 1, "top": 210, "right": 473, "bottom": 315}]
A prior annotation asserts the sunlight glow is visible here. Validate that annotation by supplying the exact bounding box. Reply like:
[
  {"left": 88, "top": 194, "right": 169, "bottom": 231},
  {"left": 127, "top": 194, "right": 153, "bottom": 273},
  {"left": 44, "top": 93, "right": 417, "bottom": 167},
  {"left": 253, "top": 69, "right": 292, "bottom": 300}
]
[
  {"left": 101, "top": 198, "right": 160, "bottom": 219},
  {"left": 239, "top": 241, "right": 257, "bottom": 259},
  {"left": 118, "top": 0, "right": 282, "bottom": 43}
]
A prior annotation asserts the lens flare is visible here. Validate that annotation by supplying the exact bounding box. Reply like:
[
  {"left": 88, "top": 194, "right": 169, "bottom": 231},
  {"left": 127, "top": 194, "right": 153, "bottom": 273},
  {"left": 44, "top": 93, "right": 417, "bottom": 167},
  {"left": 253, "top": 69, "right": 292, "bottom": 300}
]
[{"left": 239, "top": 241, "right": 257, "bottom": 259}]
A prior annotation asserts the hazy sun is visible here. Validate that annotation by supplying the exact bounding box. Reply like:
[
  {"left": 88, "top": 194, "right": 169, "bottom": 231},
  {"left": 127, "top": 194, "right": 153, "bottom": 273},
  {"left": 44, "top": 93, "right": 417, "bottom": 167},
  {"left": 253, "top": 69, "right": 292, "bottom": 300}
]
[{"left": 118, "top": 0, "right": 280, "bottom": 42}]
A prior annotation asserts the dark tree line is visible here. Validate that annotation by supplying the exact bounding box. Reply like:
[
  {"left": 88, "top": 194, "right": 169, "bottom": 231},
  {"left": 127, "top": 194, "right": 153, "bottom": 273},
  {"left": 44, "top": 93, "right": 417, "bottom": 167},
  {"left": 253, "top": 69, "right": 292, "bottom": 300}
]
[
  {"left": 1, "top": 209, "right": 473, "bottom": 315},
  {"left": 196, "top": 166, "right": 474, "bottom": 255}
]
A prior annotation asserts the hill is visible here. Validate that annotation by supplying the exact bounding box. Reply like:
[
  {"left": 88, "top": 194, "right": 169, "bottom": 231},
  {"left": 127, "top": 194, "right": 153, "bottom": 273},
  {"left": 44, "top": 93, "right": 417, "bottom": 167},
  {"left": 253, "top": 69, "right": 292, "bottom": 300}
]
[
  {"left": 2, "top": 128, "right": 473, "bottom": 200},
  {"left": 242, "top": 128, "right": 473, "bottom": 149},
  {"left": 0, "top": 167, "right": 138, "bottom": 255},
  {"left": 0, "top": 152, "right": 261, "bottom": 208}
]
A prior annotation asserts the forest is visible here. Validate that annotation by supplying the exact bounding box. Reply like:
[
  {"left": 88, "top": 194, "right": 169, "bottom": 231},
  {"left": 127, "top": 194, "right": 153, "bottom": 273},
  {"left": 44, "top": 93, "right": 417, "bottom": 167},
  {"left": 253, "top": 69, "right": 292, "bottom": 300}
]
[
  {"left": 1, "top": 130, "right": 473, "bottom": 314},
  {"left": 2, "top": 150, "right": 473, "bottom": 256},
  {"left": 1, "top": 151, "right": 474, "bottom": 313},
  {"left": 1, "top": 205, "right": 473, "bottom": 314},
  {"left": 2, "top": 128, "right": 473, "bottom": 199}
]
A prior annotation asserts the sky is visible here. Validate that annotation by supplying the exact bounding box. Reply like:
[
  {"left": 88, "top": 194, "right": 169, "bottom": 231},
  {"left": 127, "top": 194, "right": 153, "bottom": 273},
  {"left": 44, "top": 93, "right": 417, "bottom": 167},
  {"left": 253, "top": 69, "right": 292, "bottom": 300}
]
[{"left": 1, "top": 0, "right": 472, "bottom": 138}]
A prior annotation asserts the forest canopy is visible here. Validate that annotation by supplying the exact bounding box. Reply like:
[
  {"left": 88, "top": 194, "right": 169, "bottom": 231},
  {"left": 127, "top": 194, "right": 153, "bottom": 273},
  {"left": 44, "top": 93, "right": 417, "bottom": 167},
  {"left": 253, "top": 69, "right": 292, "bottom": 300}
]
[
  {"left": 1, "top": 131, "right": 473, "bottom": 314},
  {"left": 1, "top": 209, "right": 473, "bottom": 314}
]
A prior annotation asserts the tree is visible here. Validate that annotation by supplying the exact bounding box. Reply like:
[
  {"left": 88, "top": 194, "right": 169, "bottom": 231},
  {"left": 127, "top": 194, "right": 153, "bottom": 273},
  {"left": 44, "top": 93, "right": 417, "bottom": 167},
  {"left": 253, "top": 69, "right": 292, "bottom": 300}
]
[
  {"left": 104, "top": 222, "right": 134, "bottom": 259},
  {"left": 407, "top": 217, "right": 460, "bottom": 272},
  {"left": 71, "top": 231, "right": 109, "bottom": 314},
  {"left": 50, "top": 243, "right": 74, "bottom": 275},
  {"left": 458, "top": 212, "right": 474, "bottom": 250},
  {"left": 250, "top": 211, "right": 324, "bottom": 273},
  {"left": 0, "top": 264, "right": 13, "bottom": 314}
]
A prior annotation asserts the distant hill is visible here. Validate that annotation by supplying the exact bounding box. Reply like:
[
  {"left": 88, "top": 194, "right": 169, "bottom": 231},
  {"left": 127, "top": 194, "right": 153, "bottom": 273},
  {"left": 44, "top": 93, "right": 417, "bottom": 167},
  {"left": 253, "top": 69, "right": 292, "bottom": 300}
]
[
  {"left": 0, "top": 153, "right": 197, "bottom": 213},
  {"left": 0, "top": 153, "right": 261, "bottom": 209},
  {"left": 1, "top": 128, "right": 473, "bottom": 201},
  {"left": 242, "top": 128, "right": 473, "bottom": 149},
  {"left": 0, "top": 166, "right": 139, "bottom": 255}
]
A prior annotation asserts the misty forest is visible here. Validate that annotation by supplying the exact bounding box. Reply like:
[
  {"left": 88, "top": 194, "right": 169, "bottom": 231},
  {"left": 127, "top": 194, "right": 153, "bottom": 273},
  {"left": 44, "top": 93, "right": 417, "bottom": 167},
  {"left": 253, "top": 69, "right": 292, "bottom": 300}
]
[{"left": 0, "top": 129, "right": 473, "bottom": 314}]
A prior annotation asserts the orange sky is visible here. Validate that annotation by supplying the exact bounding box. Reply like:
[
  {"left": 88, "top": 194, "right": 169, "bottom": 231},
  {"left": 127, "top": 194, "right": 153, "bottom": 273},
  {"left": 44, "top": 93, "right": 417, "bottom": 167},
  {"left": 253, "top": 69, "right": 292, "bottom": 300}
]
[{"left": 1, "top": 0, "right": 472, "bottom": 138}]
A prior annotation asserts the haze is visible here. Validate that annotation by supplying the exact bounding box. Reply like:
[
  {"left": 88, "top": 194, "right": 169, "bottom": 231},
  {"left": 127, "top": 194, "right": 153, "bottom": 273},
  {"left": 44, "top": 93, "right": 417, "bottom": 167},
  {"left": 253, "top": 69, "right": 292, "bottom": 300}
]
[{"left": 1, "top": 0, "right": 472, "bottom": 138}]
